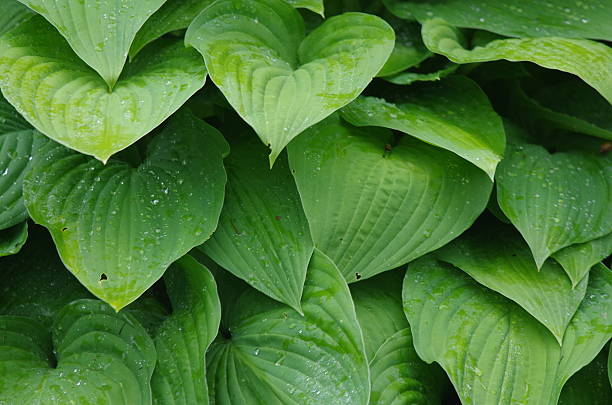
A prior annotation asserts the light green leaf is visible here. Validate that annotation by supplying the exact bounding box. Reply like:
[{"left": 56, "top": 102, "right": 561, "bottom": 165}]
[
  {"left": 185, "top": 0, "right": 394, "bottom": 164},
  {"left": 384, "top": 0, "right": 612, "bottom": 40},
  {"left": 0, "top": 93, "right": 46, "bottom": 230},
  {"left": 422, "top": 18, "right": 612, "bottom": 103},
  {"left": 0, "top": 299, "right": 157, "bottom": 404},
  {"left": 496, "top": 141, "right": 612, "bottom": 268},
  {"left": 377, "top": 20, "right": 431, "bottom": 77},
  {"left": 23, "top": 110, "right": 229, "bottom": 311},
  {"left": 0, "top": 0, "right": 32, "bottom": 36},
  {"left": 201, "top": 137, "right": 313, "bottom": 312},
  {"left": 151, "top": 255, "right": 221, "bottom": 405},
  {"left": 558, "top": 345, "right": 612, "bottom": 405},
  {"left": 0, "top": 222, "right": 27, "bottom": 257},
  {"left": 206, "top": 249, "right": 370, "bottom": 405},
  {"left": 553, "top": 232, "right": 612, "bottom": 288},
  {"left": 18, "top": 0, "right": 166, "bottom": 88},
  {"left": 384, "top": 61, "right": 458, "bottom": 85},
  {"left": 288, "top": 115, "right": 491, "bottom": 282},
  {"left": 437, "top": 222, "right": 588, "bottom": 344},
  {"left": 341, "top": 76, "right": 506, "bottom": 178},
  {"left": 0, "top": 16, "right": 207, "bottom": 163},
  {"left": 284, "top": 0, "right": 325, "bottom": 16},
  {"left": 130, "top": 0, "right": 215, "bottom": 59},
  {"left": 403, "top": 258, "right": 612, "bottom": 405},
  {"left": 352, "top": 272, "right": 445, "bottom": 404}
]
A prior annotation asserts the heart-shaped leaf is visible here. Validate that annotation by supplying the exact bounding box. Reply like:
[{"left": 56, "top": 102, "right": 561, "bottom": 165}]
[
  {"left": 553, "top": 232, "right": 612, "bottom": 287},
  {"left": 0, "top": 0, "right": 32, "bottom": 36},
  {"left": 422, "top": 18, "right": 612, "bottom": 103},
  {"left": 151, "top": 255, "right": 221, "bottom": 405},
  {"left": 18, "top": 0, "right": 167, "bottom": 88},
  {"left": 206, "top": 249, "right": 370, "bottom": 405},
  {"left": 496, "top": 141, "right": 611, "bottom": 268},
  {"left": 436, "top": 221, "right": 588, "bottom": 344},
  {"left": 23, "top": 110, "right": 229, "bottom": 310},
  {"left": 0, "top": 15, "right": 207, "bottom": 162},
  {"left": 341, "top": 76, "right": 506, "bottom": 179},
  {"left": 558, "top": 345, "right": 612, "bottom": 405},
  {"left": 0, "top": 222, "right": 27, "bottom": 257},
  {"left": 0, "top": 93, "right": 46, "bottom": 230},
  {"left": 288, "top": 115, "right": 492, "bottom": 282},
  {"left": 403, "top": 258, "right": 612, "bottom": 405},
  {"left": 0, "top": 299, "right": 157, "bottom": 404},
  {"left": 201, "top": 137, "right": 313, "bottom": 312},
  {"left": 185, "top": 0, "right": 394, "bottom": 164}
]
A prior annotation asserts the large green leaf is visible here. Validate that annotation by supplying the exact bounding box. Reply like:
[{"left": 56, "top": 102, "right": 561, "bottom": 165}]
[
  {"left": 437, "top": 222, "right": 588, "bottom": 344},
  {"left": 0, "top": 222, "right": 27, "bottom": 257},
  {"left": 553, "top": 232, "right": 612, "bottom": 288},
  {"left": 422, "top": 18, "right": 612, "bottom": 103},
  {"left": 558, "top": 345, "right": 612, "bottom": 405},
  {"left": 185, "top": 0, "right": 394, "bottom": 164},
  {"left": 403, "top": 258, "right": 612, "bottom": 405},
  {"left": 496, "top": 141, "right": 612, "bottom": 268},
  {"left": 0, "top": 93, "right": 46, "bottom": 230},
  {"left": 201, "top": 137, "right": 313, "bottom": 312},
  {"left": 151, "top": 255, "right": 221, "bottom": 405},
  {"left": 0, "top": 299, "right": 157, "bottom": 404},
  {"left": 206, "top": 249, "right": 370, "bottom": 405},
  {"left": 288, "top": 115, "right": 491, "bottom": 282},
  {"left": 0, "top": 0, "right": 32, "bottom": 36},
  {"left": 23, "top": 110, "right": 229, "bottom": 311},
  {"left": 0, "top": 16, "right": 206, "bottom": 163},
  {"left": 341, "top": 76, "right": 506, "bottom": 179},
  {"left": 383, "top": 0, "right": 612, "bottom": 40},
  {"left": 352, "top": 272, "right": 445, "bottom": 404},
  {"left": 18, "top": 0, "right": 167, "bottom": 88}
]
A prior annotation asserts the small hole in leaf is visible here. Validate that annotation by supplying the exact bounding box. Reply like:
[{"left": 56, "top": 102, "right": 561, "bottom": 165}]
[
  {"left": 100, "top": 273, "right": 108, "bottom": 281},
  {"left": 62, "top": 227, "right": 68, "bottom": 232},
  {"left": 355, "top": 272, "right": 362, "bottom": 280}
]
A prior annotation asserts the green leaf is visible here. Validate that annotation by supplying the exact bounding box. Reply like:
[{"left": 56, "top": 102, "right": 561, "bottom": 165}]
[
  {"left": 436, "top": 222, "right": 588, "bottom": 344},
  {"left": 558, "top": 345, "right": 612, "bottom": 405},
  {"left": 384, "top": 0, "right": 612, "bottom": 40},
  {"left": 0, "top": 299, "right": 157, "bottom": 404},
  {"left": 185, "top": 0, "right": 394, "bottom": 164},
  {"left": 553, "top": 232, "right": 612, "bottom": 288},
  {"left": 201, "top": 137, "right": 313, "bottom": 312},
  {"left": 0, "top": 15, "right": 207, "bottom": 162},
  {"left": 0, "top": 0, "right": 32, "bottom": 36},
  {"left": 0, "top": 93, "right": 46, "bottom": 230},
  {"left": 23, "top": 110, "right": 229, "bottom": 311},
  {"left": 377, "top": 20, "right": 431, "bottom": 77},
  {"left": 206, "top": 249, "right": 370, "bottom": 405},
  {"left": 609, "top": 345, "right": 612, "bottom": 387},
  {"left": 0, "top": 222, "right": 27, "bottom": 257},
  {"left": 496, "top": 141, "right": 612, "bottom": 268},
  {"left": 284, "top": 0, "right": 325, "bottom": 16},
  {"left": 384, "top": 61, "right": 458, "bottom": 85},
  {"left": 352, "top": 272, "right": 445, "bottom": 404},
  {"left": 421, "top": 18, "right": 612, "bottom": 103},
  {"left": 341, "top": 76, "right": 506, "bottom": 179},
  {"left": 18, "top": 0, "right": 166, "bottom": 88},
  {"left": 288, "top": 115, "right": 491, "bottom": 282},
  {"left": 151, "top": 255, "right": 221, "bottom": 405},
  {"left": 130, "top": 0, "right": 215, "bottom": 59},
  {"left": 403, "top": 258, "right": 612, "bottom": 405}
]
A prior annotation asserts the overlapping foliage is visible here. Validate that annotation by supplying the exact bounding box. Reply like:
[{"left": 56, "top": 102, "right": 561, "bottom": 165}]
[{"left": 0, "top": 0, "right": 610, "bottom": 404}]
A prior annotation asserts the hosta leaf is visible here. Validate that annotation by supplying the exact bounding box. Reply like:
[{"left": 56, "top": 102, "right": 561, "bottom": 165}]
[
  {"left": 496, "top": 141, "right": 612, "bottom": 268},
  {"left": 437, "top": 222, "right": 588, "bottom": 344},
  {"left": 185, "top": 0, "right": 394, "bottom": 164},
  {"left": 609, "top": 345, "right": 612, "bottom": 387},
  {"left": 422, "top": 19, "right": 612, "bottom": 103},
  {"left": 23, "top": 110, "right": 229, "bottom": 311},
  {"left": 0, "top": 0, "right": 32, "bottom": 36},
  {"left": 384, "top": 62, "right": 458, "bottom": 85},
  {"left": 284, "top": 0, "right": 325, "bottom": 15},
  {"left": 206, "top": 249, "right": 370, "bottom": 405},
  {"left": 377, "top": 20, "right": 431, "bottom": 77},
  {"left": 384, "top": 0, "right": 612, "bottom": 40},
  {"left": 201, "top": 137, "right": 313, "bottom": 312},
  {"left": 352, "top": 272, "right": 445, "bottom": 404},
  {"left": 130, "top": 0, "right": 215, "bottom": 59},
  {"left": 553, "top": 232, "right": 612, "bottom": 287},
  {"left": 341, "top": 76, "right": 506, "bottom": 179},
  {"left": 0, "top": 93, "right": 46, "bottom": 230},
  {"left": 18, "top": 0, "right": 166, "bottom": 88},
  {"left": 151, "top": 255, "right": 221, "bottom": 405},
  {"left": 403, "top": 258, "right": 612, "bottom": 405},
  {"left": 0, "top": 299, "right": 156, "bottom": 404},
  {"left": 0, "top": 222, "right": 27, "bottom": 257},
  {"left": 558, "top": 345, "right": 612, "bottom": 405},
  {"left": 288, "top": 115, "right": 491, "bottom": 282},
  {"left": 0, "top": 16, "right": 206, "bottom": 162}
]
